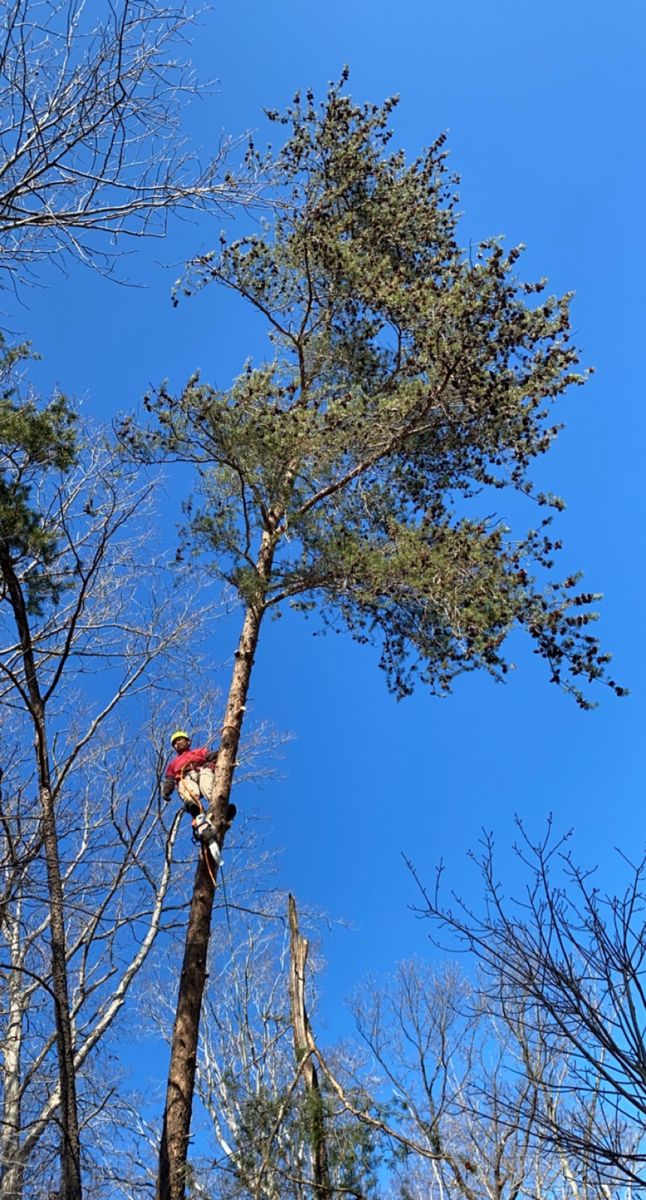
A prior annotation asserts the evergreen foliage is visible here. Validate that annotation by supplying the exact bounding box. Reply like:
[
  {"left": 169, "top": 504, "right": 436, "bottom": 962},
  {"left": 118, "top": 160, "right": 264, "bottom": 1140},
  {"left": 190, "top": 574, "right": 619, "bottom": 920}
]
[
  {"left": 126, "top": 78, "right": 620, "bottom": 708},
  {"left": 205, "top": 1075, "right": 380, "bottom": 1199},
  {"left": 0, "top": 335, "right": 78, "bottom": 611}
]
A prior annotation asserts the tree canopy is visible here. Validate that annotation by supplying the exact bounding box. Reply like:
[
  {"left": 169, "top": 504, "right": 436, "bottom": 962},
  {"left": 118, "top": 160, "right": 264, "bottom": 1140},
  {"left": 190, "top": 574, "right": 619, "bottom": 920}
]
[{"left": 127, "top": 79, "right": 621, "bottom": 709}]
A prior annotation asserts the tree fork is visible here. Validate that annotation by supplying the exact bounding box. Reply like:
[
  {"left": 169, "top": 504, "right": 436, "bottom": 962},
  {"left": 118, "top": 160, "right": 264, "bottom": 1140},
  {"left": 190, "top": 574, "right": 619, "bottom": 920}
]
[{"left": 157, "top": 533, "right": 276, "bottom": 1200}]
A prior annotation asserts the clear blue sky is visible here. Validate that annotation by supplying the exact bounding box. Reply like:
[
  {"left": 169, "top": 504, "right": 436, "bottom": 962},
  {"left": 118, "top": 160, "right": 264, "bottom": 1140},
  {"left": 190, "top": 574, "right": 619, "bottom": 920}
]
[{"left": 16, "top": 0, "right": 646, "bottom": 1032}]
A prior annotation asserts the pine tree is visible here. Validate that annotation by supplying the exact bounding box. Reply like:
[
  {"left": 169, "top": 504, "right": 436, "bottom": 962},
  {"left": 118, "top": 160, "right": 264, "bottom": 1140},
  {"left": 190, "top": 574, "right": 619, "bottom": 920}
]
[{"left": 124, "top": 78, "right": 622, "bottom": 1200}]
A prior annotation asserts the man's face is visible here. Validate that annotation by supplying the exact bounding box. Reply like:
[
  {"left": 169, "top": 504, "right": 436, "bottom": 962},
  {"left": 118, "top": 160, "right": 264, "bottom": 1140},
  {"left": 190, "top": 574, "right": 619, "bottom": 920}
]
[{"left": 173, "top": 737, "right": 191, "bottom": 754}]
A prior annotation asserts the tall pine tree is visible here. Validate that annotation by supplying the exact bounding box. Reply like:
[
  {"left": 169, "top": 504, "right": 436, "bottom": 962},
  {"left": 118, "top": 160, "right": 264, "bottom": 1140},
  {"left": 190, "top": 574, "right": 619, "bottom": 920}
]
[{"left": 124, "top": 79, "right": 622, "bottom": 1200}]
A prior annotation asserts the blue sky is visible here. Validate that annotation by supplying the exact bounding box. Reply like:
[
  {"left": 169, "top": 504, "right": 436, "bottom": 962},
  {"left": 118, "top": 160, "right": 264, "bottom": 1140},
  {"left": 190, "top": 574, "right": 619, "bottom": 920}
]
[{"left": 15, "top": 0, "right": 646, "bottom": 1030}]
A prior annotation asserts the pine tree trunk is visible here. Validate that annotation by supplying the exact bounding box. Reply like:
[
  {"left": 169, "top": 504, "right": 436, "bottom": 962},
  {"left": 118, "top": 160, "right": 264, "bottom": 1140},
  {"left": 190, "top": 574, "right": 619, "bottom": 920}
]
[
  {"left": 0, "top": 550, "right": 82, "bottom": 1200},
  {"left": 288, "top": 895, "right": 332, "bottom": 1200},
  {"left": 157, "top": 532, "right": 276, "bottom": 1200}
]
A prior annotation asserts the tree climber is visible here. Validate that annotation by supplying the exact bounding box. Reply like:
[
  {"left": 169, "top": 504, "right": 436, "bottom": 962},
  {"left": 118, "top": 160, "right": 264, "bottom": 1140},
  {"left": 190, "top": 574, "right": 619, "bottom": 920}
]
[{"left": 161, "top": 730, "right": 236, "bottom": 863}]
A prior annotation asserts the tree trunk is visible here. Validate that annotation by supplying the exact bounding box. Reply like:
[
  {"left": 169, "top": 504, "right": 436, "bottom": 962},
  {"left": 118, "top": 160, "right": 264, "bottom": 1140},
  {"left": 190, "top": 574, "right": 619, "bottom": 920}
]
[
  {"left": 0, "top": 550, "right": 82, "bottom": 1200},
  {"left": 0, "top": 913, "right": 25, "bottom": 1200},
  {"left": 39, "top": 778, "right": 83, "bottom": 1200},
  {"left": 288, "top": 895, "right": 332, "bottom": 1200},
  {"left": 157, "top": 532, "right": 276, "bottom": 1200}
]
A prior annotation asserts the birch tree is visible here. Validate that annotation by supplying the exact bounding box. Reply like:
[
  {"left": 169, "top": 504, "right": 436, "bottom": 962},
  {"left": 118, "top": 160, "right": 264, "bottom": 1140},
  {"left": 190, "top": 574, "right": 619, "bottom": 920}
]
[{"left": 124, "top": 79, "right": 622, "bottom": 1199}]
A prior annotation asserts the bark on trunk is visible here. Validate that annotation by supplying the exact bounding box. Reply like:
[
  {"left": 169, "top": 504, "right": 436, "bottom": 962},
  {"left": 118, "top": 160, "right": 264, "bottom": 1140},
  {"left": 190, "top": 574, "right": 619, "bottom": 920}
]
[
  {"left": 0, "top": 550, "right": 82, "bottom": 1200},
  {"left": 288, "top": 895, "right": 332, "bottom": 1200},
  {"left": 39, "top": 778, "right": 83, "bottom": 1200},
  {"left": 157, "top": 532, "right": 276, "bottom": 1200},
  {"left": 0, "top": 915, "right": 25, "bottom": 1200}
]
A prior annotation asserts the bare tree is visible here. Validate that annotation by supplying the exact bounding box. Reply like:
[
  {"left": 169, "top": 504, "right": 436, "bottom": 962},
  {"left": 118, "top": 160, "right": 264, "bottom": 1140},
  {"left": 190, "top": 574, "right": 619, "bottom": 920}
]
[
  {"left": 0, "top": 0, "right": 263, "bottom": 288},
  {"left": 346, "top": 960, "right": 584, "bottom": 1200},
  {"left": 409, "top": 824, "right": 646, "bottom": 1191},
  {"left": 0, "top": 659, "right": 264, "bottom": 1200},
  {"left": 0, "top": 356, "right": 223, "bottom": 1199},
  {"left": 0, "top": 718, "right": 186, "bottom": 1200},
  {"left": 310, "top": 954, "right": 633, "bottom": 1200}
]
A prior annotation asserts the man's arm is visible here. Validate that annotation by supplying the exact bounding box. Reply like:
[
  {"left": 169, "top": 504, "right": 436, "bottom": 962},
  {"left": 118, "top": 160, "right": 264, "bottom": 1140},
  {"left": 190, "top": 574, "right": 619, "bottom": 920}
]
[{"left": 189, "top": 747, "right": 218, "bottom": 765}]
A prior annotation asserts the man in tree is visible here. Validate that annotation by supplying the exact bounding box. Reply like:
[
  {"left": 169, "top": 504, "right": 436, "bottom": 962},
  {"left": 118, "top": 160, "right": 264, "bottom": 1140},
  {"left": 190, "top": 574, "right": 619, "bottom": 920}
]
[{"left": 161, "top": 731, "right": 236, "bottom": 852}]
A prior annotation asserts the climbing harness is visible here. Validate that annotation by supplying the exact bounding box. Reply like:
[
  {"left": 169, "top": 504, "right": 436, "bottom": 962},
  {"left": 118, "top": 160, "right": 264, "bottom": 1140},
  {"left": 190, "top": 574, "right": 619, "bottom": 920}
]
[
  {"left": 192, "top": 810, "right": 223, "bottom": 867},
  {"left": 177, "top": 767, "right": 224, "bottom": 874}
]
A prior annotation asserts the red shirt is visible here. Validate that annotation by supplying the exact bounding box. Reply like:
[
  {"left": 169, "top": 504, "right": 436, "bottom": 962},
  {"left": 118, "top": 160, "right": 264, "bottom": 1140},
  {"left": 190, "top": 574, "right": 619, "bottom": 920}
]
[{"left": 165, "top": 747, "right": 215, "bottom": 782}]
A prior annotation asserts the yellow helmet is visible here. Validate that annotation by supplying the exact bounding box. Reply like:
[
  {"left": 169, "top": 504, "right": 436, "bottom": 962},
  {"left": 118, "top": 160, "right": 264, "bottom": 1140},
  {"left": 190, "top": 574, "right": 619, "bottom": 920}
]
[{"left": 171, "top": 729, "right": 190, "bottom": 747}]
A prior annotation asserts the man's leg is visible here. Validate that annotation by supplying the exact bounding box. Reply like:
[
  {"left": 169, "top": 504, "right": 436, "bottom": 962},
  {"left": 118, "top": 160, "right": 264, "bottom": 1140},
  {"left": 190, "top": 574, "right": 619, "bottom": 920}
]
[
  {"left": 179, "top": 774, "right": 223, "bottom": 865},
  {"left": 177, "top": 776, "right": 202, "bottom": 816},
  {"left": 198, "top": 769, "right": 236, "bottom": 827}
]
